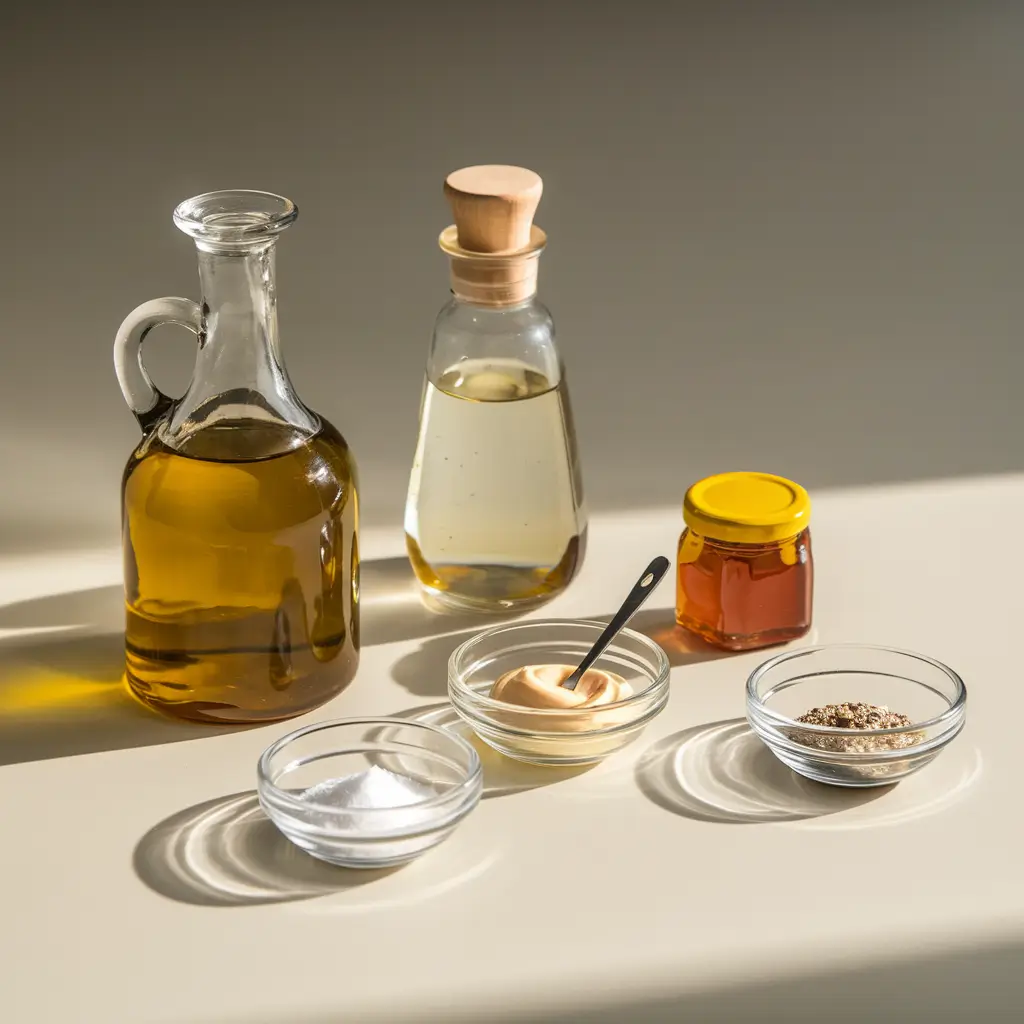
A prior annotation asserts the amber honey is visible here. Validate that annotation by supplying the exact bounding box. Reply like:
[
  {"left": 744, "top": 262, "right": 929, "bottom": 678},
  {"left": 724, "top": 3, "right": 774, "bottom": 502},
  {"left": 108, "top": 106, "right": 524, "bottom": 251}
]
[
  {"left": 676, "top": 531, "right": 813, "bottom": 651},
  {"left": 675, "top": 472, "right": 814, "bottom": 652}
]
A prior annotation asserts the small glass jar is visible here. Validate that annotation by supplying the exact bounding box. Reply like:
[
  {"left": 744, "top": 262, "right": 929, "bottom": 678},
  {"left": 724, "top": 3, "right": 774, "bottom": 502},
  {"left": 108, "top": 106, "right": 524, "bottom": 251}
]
[{"left": 676, "top": 472, "right": 813, "bottom": 651}]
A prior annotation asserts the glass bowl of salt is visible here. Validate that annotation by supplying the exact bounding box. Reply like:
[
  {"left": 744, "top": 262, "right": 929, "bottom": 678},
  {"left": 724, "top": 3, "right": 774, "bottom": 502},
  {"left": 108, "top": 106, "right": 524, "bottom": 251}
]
[{"left": 257, "top": 717, "right": 483, "bottom": 868}]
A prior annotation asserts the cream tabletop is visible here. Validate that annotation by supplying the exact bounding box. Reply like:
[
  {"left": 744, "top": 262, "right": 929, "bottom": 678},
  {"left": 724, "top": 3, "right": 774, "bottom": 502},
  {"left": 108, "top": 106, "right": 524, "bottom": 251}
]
[{"left": 1, "top": 475, "right": 1021, "bottom": 1023}]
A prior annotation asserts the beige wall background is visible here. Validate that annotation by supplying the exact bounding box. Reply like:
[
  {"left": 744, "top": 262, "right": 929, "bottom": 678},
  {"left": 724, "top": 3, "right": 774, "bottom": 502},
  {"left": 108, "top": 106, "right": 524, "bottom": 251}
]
[{"left": 1, "top": 1, "right": 1021, "bottom": 554}]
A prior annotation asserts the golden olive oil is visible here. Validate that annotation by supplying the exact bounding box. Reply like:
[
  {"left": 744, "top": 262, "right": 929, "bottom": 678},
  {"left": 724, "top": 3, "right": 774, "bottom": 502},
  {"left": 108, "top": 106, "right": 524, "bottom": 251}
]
[{"left": 122, "top": 419, "right": 359, "bottom": 723}]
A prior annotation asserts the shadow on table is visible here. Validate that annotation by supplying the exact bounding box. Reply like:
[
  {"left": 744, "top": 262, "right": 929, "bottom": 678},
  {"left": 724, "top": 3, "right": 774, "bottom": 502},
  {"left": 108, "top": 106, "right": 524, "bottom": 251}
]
[
  {"left": 0, "top": 559, "right": 501, "bottom": 766},
  {"left": 454, "top": 936, "right": 1024, "bottom": 1024},
  {"left": 387, "top": 605, "right": 734, "bottom": 701},
  {"left": 583, "top": 606, "right": 734, "bottom": 669},
  {"left": 636, "top": 718, "right": 888, "bottom": 823},
  {"left": 360, "top": 557, "right": 519, "bottom": 647},
  {"left": 393, "top": 700, "right": 594, "bottom": 798},
  {"left": 133, "top": 791, "right": 398, "bottom": 907},
  {"left": 0, "top": 586, "right": 245, "bottom": 767},
  {"left": 389, "top": 627, "right": 478, "bottom": 698}
]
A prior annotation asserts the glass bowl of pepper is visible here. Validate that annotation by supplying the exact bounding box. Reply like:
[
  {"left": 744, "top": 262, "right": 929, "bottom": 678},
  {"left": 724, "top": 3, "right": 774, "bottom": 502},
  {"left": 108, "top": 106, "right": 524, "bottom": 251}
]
[{"left": 746, "top": 644, "right": 967, "bottom": 787}]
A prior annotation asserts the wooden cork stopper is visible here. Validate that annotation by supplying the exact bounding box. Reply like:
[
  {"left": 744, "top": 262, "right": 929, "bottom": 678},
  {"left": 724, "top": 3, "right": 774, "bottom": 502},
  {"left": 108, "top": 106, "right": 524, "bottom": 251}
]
[
  {"left": 444, "top": 165, "right": 543, "bottom": 254},
  {"left": 441, "top": 165, "right": 547, "bottom": 305}
]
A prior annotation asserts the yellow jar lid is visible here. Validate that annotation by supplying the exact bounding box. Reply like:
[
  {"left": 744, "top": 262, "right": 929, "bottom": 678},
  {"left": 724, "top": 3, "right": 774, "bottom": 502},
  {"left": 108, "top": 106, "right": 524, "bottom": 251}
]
[{"left": 683, "top": 472, "right": 810, "bottom": 544}]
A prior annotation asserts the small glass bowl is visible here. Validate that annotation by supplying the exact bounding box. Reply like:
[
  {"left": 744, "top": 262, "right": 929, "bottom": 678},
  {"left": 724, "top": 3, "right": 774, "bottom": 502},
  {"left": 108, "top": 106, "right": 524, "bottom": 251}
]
[
  {"left": 257, "top": 718, "right": 483, "bottom": 868},
  {"left": 746, "top": 645, "right": 967, "bottom": 787},
  {"left": 448, "top": 619, "right": 671, "bottom": 766}
]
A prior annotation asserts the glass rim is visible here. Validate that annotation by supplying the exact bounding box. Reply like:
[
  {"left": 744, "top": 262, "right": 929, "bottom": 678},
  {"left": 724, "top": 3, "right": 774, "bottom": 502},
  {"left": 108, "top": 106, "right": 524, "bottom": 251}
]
[
  {"left": 256, "top": 716, "right": 483, "bottom": 818},
  {"left": 173, "top": 189, "right": 298, "bottom": 245},
  {"left": 745, "top": 643, "right": 967, "bottom": 735},
  {"left": 448, "top": 617, "right": 671, "bottom": 714}
]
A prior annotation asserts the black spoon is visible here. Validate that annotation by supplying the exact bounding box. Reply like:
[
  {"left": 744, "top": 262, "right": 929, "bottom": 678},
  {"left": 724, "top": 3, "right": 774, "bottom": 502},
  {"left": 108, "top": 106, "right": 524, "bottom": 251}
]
[{"left": 561, "top": 556, "right": 671, "bottom": 691}]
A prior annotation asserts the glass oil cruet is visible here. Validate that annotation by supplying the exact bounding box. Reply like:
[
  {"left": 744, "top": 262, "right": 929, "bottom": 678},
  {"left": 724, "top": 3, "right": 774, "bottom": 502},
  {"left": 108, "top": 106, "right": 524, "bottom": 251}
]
[
  {"left": 114, "top": 191, "right": 359, "bottom": 723},
  {"left": 404, "top": 165, "right": 587, "bottom": 612}
]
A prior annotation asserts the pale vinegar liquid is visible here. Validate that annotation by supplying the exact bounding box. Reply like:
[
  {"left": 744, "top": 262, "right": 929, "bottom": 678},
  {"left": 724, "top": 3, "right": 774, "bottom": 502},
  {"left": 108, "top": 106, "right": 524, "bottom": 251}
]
[{"left": 405, "top": 358, "right": 586, "bottom": 610}]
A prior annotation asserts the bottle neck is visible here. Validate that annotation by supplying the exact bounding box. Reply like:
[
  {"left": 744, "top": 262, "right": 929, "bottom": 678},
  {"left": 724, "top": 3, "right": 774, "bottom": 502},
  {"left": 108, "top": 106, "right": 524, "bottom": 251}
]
[
  {"left": 199, "top": 242, "right": 283, "bottom": 378},
  {"left": 165, "top": 241, "right": 318, "bottom": 446},
  {"left": 449, "top": 291, "right": 537, "bottom": 314},
  {"left": 448, "top": 252, "right": 540, "bottom": 308}
]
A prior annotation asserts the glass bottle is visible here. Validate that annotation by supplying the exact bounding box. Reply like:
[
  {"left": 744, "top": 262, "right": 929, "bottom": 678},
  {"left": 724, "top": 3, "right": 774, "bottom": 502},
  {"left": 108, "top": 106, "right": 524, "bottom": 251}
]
[
  {"left": 676, "top": 472, "right": 813, "bottom": 651},
  {"left": 114, "top": 191, "right": 359, "bottom": 723},
  {"left": 405, "top": 166, "right": 586, "bottom": 612}
]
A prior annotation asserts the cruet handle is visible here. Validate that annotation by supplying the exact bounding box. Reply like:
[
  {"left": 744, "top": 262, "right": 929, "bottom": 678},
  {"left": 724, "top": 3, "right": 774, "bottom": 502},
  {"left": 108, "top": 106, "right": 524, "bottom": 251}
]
[{"left": 113, "top": 296, "right": 202, "bottom": 433}]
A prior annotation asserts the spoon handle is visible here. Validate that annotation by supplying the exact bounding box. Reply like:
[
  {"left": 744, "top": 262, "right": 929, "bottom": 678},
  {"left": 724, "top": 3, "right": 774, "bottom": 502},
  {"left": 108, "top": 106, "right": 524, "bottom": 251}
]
[{"left": 562, "top": 556, "right": 671, "bottom": 691}]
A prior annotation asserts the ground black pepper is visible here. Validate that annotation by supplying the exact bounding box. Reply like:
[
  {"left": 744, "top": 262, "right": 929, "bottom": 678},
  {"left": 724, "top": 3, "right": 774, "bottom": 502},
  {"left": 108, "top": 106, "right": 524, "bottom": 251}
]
[{"left": 793, "top": 702, "right": 924, "bottom": 753}]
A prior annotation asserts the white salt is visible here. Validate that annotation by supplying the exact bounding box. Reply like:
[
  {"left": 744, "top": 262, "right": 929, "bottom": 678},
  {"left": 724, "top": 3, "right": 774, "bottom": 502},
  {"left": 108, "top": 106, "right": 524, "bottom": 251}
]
[{"left": 299, "top": 765, "right": 439, "bottom": 832}]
